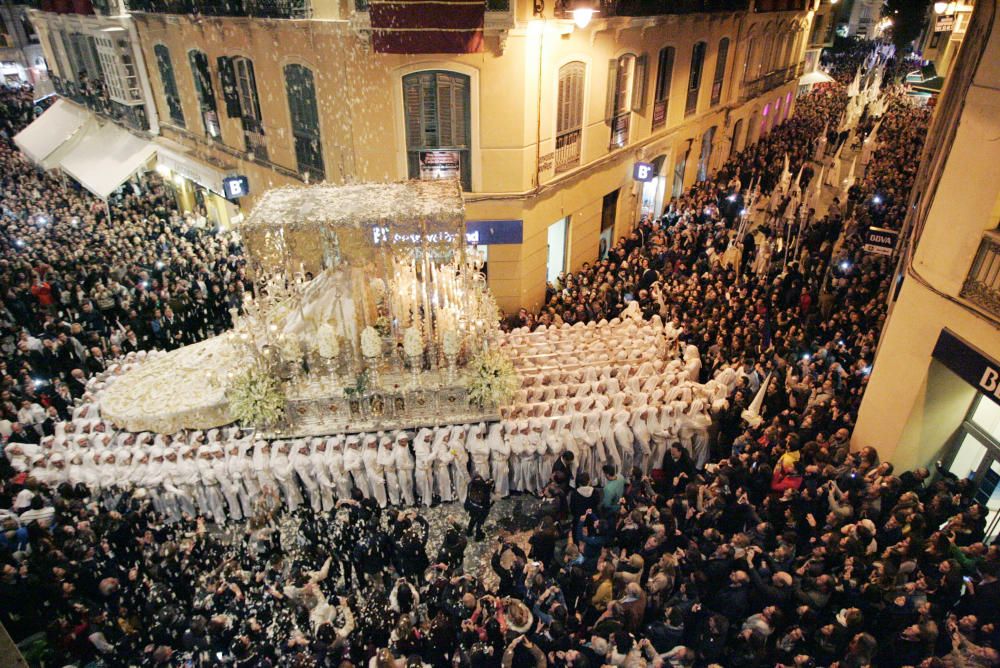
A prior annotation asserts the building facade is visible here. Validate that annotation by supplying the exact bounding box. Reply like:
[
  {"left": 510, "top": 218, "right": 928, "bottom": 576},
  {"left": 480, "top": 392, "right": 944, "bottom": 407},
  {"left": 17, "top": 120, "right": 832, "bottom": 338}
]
[
  {"left": 1, "top": 3, "right": 46, "bottom": 84},
  {"left": 28, "top": 0, "right": 815, "bottom": 311},
  {"left": 919, "top": 0, "right": 976, "bottom": 79},
  {"left": 844, "top": 0, "right": 883, "bottom": 37},
  {"left": 853, "top": 0, "right": 1000, "bottom": 533},
  {"left": 25, "top": 0, "right": 159, "bottom": 134}
]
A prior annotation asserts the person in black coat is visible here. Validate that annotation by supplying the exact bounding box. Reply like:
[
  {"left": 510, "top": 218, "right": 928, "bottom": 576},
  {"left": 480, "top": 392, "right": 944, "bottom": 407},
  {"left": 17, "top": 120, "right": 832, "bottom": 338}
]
[{"left": 464, "top": 475, "right": 493, "bottom": 541}]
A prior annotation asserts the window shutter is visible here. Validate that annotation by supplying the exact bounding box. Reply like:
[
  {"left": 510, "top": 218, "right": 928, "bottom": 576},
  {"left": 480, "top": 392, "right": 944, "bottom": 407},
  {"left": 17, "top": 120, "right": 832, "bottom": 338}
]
[
  {"left": 217, "top": 56, "right": 241, "bottom": 118},
  {"left": 631, "top": 54, "right": 648, "bottom": 113},
  {"left": 604, "top": 58, "right": 618, "bottom": 124},
  {"left": 451, "top": 75, "right": 469, "bottom": 148},
  {"left": 403, "top": 76, "right": 423, "bottom": 149},
  {"left": 436, "top": 73, "right": 455, "bottom": 147}
]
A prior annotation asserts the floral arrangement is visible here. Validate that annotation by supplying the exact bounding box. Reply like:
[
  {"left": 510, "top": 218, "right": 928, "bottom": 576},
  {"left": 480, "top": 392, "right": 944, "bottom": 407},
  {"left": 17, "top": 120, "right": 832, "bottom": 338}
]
[
  {"left": 361, "top": 326, "right": 382, "bottom": 359},
  {"left": 316, "top": 323, "right": 339, "bottom": 359},
  {"left": 280, "top": 336, "right": 303, "bottom": 365},
  {"left": 374, "top": 315, "right": 392, "bottom": 337},
  {"left": 467, "top": 349, "right": 519, "bottom": 409},
  {"left": 442, "top": 328, "right": 461, "bottom": 357},
  {"left": 370, "top": 278, "right": 387, "bottom": 304},
  {"left": 228, "top": 365, "right": 286, "bottom": 428},
  {"left": 403, "top": 326, "right": 423, "bottom": 358}
]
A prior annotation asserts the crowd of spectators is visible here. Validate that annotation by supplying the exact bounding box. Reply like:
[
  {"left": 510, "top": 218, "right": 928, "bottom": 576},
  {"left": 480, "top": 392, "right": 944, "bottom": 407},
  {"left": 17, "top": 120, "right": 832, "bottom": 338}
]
[
  {"left": 0, "top": 87, "right": 249, "bottom": 441},
  {"left": 2, "top": 42, "right": 996, "bottom": 668}
]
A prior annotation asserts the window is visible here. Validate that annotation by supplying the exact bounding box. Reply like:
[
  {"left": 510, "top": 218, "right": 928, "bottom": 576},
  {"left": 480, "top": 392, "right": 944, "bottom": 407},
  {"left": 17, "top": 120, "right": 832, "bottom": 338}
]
[
  {"left": 698, "top": 125, "right": 716, "bottom": 181},
  {"left": 652, "top": 46, "right": 674, "bottom": 131},
  {"left": 711, "top": 38, "right": 729, "bottom": 107},
  {"left": 555, "top": 61, "right": 585, "bottom": 173},
  {"left": 402, "top": 71, "right": 472, "bottom": 191},
  {"left": 605, "top": 53, "right": 645, "bottom": 149},
  {"left": 742, "top": 37, "right": 756, "bottom": 83},
  {"left": 234, "top": 57, "right": 267, "bottom": 160},
  {"left": 154, "top": 45, "right": 184, "bottom": 127},
  {"left": 188, "top": 50, "right": 220, "bottom": 140},
  {"left": 686, "top": 41, "right": 707, "bottom": 117},
  {"left": 284, "top": 64, "right": 325, "bottom": 181}
]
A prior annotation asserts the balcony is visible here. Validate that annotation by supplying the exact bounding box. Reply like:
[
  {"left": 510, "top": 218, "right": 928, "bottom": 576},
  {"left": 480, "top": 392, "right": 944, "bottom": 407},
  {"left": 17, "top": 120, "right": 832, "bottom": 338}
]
[
  {"left": 33, "top": 0, "right": 94, "bottom": 14},
  {"left": 752, "top": 0, "right": 809, "bottom": 11},
  {"left": 961, "top": 230, "right": 1000, "bottom": 318},
  {"left": 51, "top": 75, "right": 150, "bottom": 132},
  {"left": 585, "top": 0, "right": 751, "bottom": 16},
  {"left": 126, "top": 0, "right": 311, "bottom": 18},
  {"left": 554, "top": 128, "right": 581, "bottom": 173},
  {"left": 740, "top": 65, "right": 798, "bottom": 102}
]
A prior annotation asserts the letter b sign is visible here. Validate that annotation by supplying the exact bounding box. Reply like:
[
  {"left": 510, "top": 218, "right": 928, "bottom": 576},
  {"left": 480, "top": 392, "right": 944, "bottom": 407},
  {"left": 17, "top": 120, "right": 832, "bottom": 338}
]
[{"left": 633, "top": 162, "right": 655, "bottom": 182}]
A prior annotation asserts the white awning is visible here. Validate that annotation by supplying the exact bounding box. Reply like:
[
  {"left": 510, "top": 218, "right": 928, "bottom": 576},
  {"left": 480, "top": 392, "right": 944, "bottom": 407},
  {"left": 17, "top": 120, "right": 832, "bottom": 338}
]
[
  {"left": 32, "top": 78, "right": 56, "bottom": 103},
  {"left": 59, "top": 122, "right": 156, "bottom": 200},
  {"left": 14, "top": 99, "right": 93, "bottom": 170},
  {"left": 153, "top": 137, "right": 229, "bottom": 195},
  {"left": 799, "top": 70, "right": 835, "bottom": 86}
]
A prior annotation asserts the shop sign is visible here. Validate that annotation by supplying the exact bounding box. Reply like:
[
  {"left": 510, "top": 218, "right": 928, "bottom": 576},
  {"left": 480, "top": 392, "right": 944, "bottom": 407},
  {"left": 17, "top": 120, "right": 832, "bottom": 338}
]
[
  {"left": 932, "top": 329, "right": 1000, "bottom": 407},
  {"left": 863, "top": 226, "right": 898, "bottom": 255},
  {"left": 419, "top": 150, "right": 461, "bottom": 181},
  {"left": 633, "top": 161, "right": 656, "bottom": 182},
  {"left": 465, "top": 220, "right": 523, "bottom": 245},
  {"left": 222, "top": 175, "right": 250, "bottom": 199},
  {"left": 651, "top": 100, "right": 667, "bottom": 130},
  {"left": 936, "top": 15, "right": 955, "bottom": 31}
]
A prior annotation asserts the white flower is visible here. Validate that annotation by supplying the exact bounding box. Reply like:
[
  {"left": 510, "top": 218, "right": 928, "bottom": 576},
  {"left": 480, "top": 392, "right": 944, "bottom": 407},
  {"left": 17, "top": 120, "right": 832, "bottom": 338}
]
[
  {"left": 442, "top": 329, "right": 461, "bottom": 357},
  {"left": 403, "top": 327, "right": 423, "bottom": 358},
  {"left": 281, "top": 336, "right": 303, "bottom": 364},
  {"left": 317, "top": 323, "right": 340, "bottom": 359},
  {"left": 361, "top": 326, "right": 382, "bottom": 359}
]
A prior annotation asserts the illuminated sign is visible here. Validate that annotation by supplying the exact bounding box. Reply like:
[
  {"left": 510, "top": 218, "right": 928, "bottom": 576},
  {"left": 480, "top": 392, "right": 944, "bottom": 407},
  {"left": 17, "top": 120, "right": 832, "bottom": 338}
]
[
  {"left": 222, "top": 175, "right": 250, "bottom": 199},
  {"left": 633, "top": 162, "right": 656, "bottom": 182}
]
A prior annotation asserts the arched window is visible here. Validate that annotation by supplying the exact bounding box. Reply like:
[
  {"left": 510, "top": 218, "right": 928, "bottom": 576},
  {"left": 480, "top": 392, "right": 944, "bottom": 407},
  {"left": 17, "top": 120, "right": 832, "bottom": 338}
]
[
  {"left": 403, "top": 71, "right": 472, "bottom": 191},
  {"left": 711, "top": 38, "right": 730, "bottom": 107},
  {"left": 555, "top": 61, "right": 585, "bottom": 172},
  {"left": 188, "top": 50, "right": 220, "bottom": 140},
  {"left": 742, "top": 37, "right": 756, "bottom": 83},
  {"left": 685, "top": 41, "right": 707, "bottom": 117},
  {"left": 154, "top": 44, "right": 184, "bottom": 127},
  {"left": 284, "top": 64, "right": 324, "bottom": 181},
  {"left": 652, "top": 46, "right": 674, "bottom": 131}
]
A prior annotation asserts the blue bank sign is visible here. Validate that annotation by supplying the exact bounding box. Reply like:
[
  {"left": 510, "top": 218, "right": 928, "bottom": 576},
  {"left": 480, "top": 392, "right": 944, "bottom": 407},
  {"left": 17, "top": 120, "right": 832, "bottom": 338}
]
[{"left": 465, "top": 220, "right": 523, "bottom": 245}]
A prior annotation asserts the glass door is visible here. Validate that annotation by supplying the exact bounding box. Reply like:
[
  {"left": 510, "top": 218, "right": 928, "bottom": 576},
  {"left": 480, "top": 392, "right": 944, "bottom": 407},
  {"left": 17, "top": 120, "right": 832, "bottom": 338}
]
[{"left": 942, "top": 395, "right": 1000, "bottom": 543}]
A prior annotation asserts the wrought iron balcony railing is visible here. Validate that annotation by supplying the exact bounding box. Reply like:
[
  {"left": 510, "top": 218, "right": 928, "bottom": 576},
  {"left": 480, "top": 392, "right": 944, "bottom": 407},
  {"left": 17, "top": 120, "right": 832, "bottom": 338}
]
[
  {"left": 588, "top": 0, "right": 751, "bottom": 16},
  {"left": 554, "top": 128, "right": 581, "bottom": 173},
  {"left": 51, "top": 76, "right": 150, "bottom": 132},
  {"left": 127, "top": 0, "right": 311, "bottom": 18},
  {"left": 961, "top": 230, "right": 1000, "bottom": 319}
]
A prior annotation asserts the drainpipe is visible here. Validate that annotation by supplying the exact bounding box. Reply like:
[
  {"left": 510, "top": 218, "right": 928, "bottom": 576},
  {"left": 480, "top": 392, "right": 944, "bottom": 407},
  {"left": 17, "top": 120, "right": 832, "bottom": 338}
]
[{"left": 533, "top": 19, "right": 545, "bottom": 192}]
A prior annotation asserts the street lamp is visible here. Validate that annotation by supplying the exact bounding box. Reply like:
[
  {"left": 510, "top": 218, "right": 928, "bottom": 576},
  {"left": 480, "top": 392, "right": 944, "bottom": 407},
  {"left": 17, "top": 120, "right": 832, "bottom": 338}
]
[{"left": 566, "top": 0, "right": 599, "bottom": 28}]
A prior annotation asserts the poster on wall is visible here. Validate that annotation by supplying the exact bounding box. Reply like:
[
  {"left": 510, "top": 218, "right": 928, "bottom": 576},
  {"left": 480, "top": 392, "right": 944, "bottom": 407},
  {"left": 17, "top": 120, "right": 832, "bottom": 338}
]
[{"left": 419, "top": 150, "right": 461, "bottom": 181}]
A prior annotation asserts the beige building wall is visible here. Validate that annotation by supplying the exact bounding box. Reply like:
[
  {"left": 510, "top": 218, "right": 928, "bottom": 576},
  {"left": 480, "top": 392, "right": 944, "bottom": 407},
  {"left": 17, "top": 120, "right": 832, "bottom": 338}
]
[
  {"left": 852, "top": 0, "right": 1000, "bottom": 468},
  {"left": 126, "top": 2, "right": 812, "bottom": 312}
]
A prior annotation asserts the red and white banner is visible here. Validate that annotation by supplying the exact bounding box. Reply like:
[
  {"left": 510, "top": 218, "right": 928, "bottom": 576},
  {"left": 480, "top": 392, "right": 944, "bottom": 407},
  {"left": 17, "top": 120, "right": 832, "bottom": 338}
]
[{"left": 370, "top": 0, "right": 485, "bottom": 54}]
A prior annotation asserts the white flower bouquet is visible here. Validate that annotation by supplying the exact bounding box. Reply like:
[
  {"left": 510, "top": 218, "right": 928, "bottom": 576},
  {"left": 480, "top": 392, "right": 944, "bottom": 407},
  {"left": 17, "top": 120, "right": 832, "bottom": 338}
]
[
  {"left": 361, "top": 326, "right": 382, "bottom": 359},
  {"left": 442, "top": 329, "right": 461, "bottom": 357},
  {"left": 467, "top": 349, "right": 519, "bottom": 409},
  {"left": 317, "top": 323, "right": 340, "bottom": 359},
  {"left": 403, "top": 326, "right": 424, "bottom": 358},
  {"left": 228, "top": 365, "right": 286, "bottom": 428},
  {"left": 281, "top": 336, "right": 303, "bottom": 365}
]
